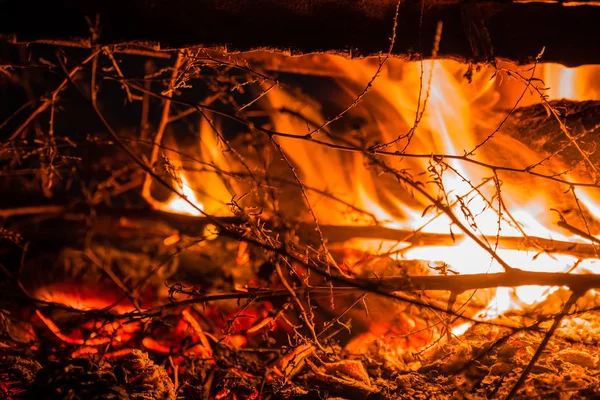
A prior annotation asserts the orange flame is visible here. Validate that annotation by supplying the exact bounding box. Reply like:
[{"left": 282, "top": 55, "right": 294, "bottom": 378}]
[
  {"left": 163, "top": 173, "right": 204, "bottom": 216},
  {"left": 150, "top": 118, "right": 238, "bottom": 216},
  {"left": 153, "top": 53, "right": 600, "bottom": 341}
]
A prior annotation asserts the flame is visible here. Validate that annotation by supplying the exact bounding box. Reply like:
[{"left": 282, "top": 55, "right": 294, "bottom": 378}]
[
  {"left": 164, "top": 173, "right": 204, "bottom": 216},
  {"left": 156, "top": 52, "right": 600, "bottom": 341},
  {"left": 542, "top": 63, "right": 600, "bottom": 100},
  {"left": 264, "top": 56, "right": 600, "bottom": 320},
  {"left": 152, "top": 118, "right": 238, "bottom": 216}
]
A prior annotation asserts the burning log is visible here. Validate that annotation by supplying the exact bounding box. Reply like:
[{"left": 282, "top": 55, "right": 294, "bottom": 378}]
[
  {"left": 505, "top": 99, "right": 600, "bottom": 174},
  {"left": 374, "top": 270, "right": 600, "bottom": 293},
  {"left": 7, "top": 207, "right": 600, "bottom": 261},
  {"left": 1, "top": 1, "right": 600, "bottom": 66},
  {"left": 5, "top": 208, "right": 600, "bottom": 294}
]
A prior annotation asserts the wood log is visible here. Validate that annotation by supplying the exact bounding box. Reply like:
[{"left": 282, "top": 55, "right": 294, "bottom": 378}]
[
  {"left": 5, "top": 208, "right": 600, "bottom": 261},
  {"left": 6, "top": 208, "right": 600, "bottom": 306},
  {"left": 1, "top": 1, "right": 600, "bottom": 66},
  {"left": 505, "top": 100, "right": 600, "bottom": 172},
  {"left": 373, "top": 270, "right": 600, "bottom": 292}
]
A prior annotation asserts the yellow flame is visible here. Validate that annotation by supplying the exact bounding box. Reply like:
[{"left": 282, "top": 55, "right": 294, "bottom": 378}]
[
  {"left": 153, "top": 118, "right": 237, "bottom": 216},
  {"left": 166, "top": 173, "right": 203, "bottom": 216}
]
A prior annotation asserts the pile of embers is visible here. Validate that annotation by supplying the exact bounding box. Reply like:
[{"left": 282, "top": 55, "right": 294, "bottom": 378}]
[{"left": 3, "top": 291, "right": 600, "bottom": 399}]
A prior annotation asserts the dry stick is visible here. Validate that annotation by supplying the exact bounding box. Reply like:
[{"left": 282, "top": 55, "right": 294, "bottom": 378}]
[
  {"left": 5, "top": 49, "right": 102, "bottom": 144},
  {"left": 505, "top": 289, "right": 583, "bottom": 400},
  {"left": 316, "top": 225, "right": 600, "bottom": 259},
  {"left": 0, "top": 205, "right": 65, "bottom": 218},
  {"left": 0, "top": 279, "right": 575, "bottom": 325},
  {"left": 237, "top": 83, "right": 276, "bottom": 112},
  {"left": 317, "top": 293, "right": 367, "bottom": 337},
  {"left": 275, "top": 258, "right": 326, "bottom": 351},
  {"left": 371, "top": 271, "right": 600, "bottom": 292},
  {"left": 140, "top": 51, "right": 184, "bottom": 204},
  {"left": 202, "top": 369, "right": 214, "bottom": 400},
  {"left": 23, "top": 208, "right": 598, "bottom": 260},
  {"left": 103, "top": 47, "right": 136, "bottom": 102},
  {"left": 4, "top": 270, "right": 588, "bottom": 348},
  {"left": 558, "top": 219, "right": 600, "bottom": 245},
  {"left": 570, "top": 186, "right": 600, "bottom": 257},
  {"left": 168, "top": 356, "right": 179, "bottom": 392},
  {"left": 11, "top": 203, "right": 597, "bottom": 266},
  {"left": 170, "top": 271, "right": 600, "bottom": 304}
]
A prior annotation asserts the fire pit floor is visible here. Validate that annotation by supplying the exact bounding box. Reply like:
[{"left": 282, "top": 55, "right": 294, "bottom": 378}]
[{"left": 2, "top": 309, "right": 600, "bottom": 399}]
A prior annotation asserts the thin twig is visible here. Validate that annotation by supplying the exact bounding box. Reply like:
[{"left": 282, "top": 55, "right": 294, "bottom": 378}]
[{"left": 141, "top": 51, "right": 184, "bottom": 205}]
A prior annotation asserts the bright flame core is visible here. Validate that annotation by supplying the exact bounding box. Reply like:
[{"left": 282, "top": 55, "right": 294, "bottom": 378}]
[
  {"left": 166, "top": 174, "right": 203, "bottom": 216},
  {"left": 156, "top": 118, "right": 237, "bottom": 216}
]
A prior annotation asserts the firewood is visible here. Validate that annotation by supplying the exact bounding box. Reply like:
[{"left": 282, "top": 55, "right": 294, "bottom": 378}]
[
  {"left": 505, "top": 100, "right": 600, "bottom": 173},
  {"left": 2, "top": 1, "right": 600, "bottom": 66}
]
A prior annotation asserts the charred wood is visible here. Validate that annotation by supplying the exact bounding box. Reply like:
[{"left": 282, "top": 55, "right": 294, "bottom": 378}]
[
  {"left": 5, "top": 208, "right": 600, "bottom": 261},
  {"left": 1, "top": 1, "right": 600, "bottom": 66},
  {"left": 372, "top": 270, "right": 600, "bottom": 293},
  {"left": 505, "top": 100, "right": 600, "bottom": 173}
]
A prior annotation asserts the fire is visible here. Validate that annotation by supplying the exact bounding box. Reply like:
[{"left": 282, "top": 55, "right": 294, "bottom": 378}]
[
  {"left": 150, "top": 118, "right": 238, "bottom": 216},
  {"left": 265, "top": 57, "right": 600, "bottom": 322},
  {"left": 164, "top": 173, "right": 203, "bottom": 216},
  {"left": 152, "top": 52, "right": 600, "bottom": 346},
  {"left": 543, "top": 63, "right": 600, "bottom": 101}
]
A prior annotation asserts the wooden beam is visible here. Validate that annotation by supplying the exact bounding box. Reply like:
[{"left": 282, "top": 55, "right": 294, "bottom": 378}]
[{"left": 1, "top": 1, "right": 600, "bottom": 66}]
